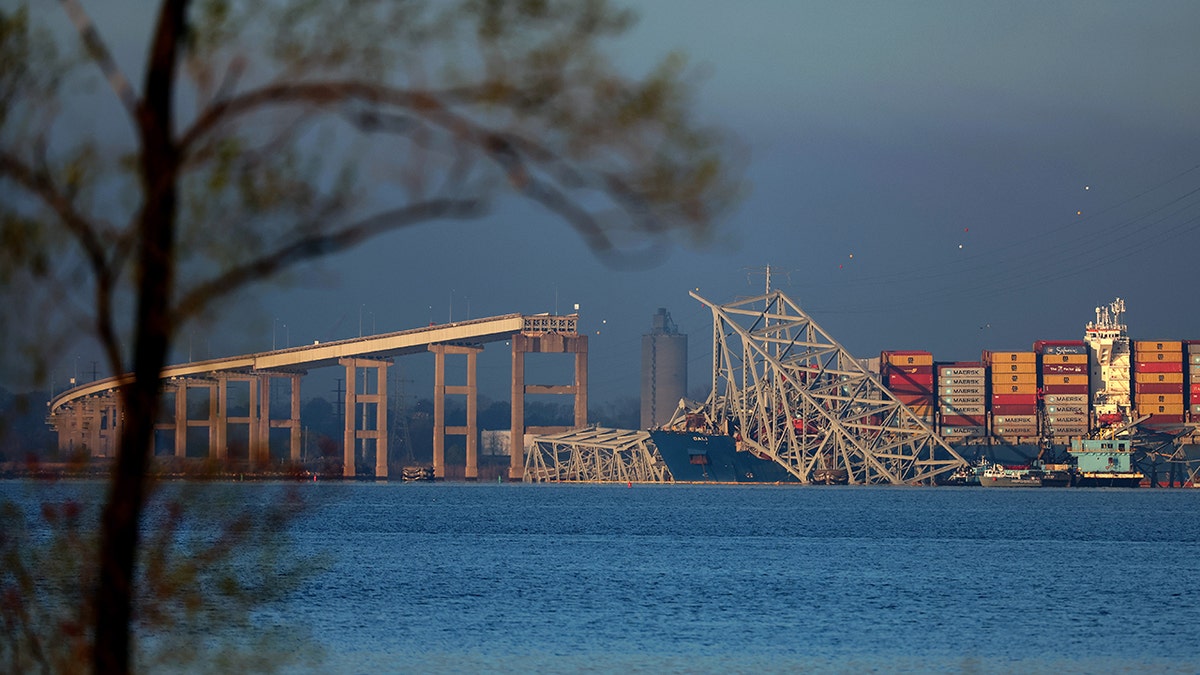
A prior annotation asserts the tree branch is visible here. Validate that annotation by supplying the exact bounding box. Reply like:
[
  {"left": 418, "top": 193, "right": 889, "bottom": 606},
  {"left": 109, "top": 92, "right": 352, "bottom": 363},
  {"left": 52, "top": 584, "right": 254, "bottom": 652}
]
[
  {"left": 179, "top": 80, "right": 484, "bottom": 156},
  {"left": 58, "top": 0, "right": 138, "bottom": 117}
]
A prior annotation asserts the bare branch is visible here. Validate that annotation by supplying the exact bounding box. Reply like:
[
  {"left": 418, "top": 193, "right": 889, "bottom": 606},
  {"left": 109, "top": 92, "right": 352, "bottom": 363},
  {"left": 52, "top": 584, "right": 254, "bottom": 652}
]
[
  {"left": 179, "top": 80, "right": 484, "bottom": 155},
  {"left": 58, "top": 0, "right": 138, "bottom": 117}
]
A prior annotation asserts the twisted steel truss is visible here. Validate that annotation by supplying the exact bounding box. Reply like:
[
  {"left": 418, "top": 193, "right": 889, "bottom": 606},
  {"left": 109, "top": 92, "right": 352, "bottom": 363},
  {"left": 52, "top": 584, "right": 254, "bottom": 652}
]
[
  {"left": 691, "top": 289, "right": 967, "bottom": 485},
  {"left": 524, "top": 427, "right": 672, "bottom": 482}
]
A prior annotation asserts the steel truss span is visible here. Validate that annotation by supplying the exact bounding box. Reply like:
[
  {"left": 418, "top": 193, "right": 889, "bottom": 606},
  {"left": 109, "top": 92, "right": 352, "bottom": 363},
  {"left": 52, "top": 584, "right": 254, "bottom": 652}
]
[
  {"left": 690, "top": 289, "right": 968, "bottom": 485},
  {"left": 524, "top": 427, "right": 671, "bottom": 483}
]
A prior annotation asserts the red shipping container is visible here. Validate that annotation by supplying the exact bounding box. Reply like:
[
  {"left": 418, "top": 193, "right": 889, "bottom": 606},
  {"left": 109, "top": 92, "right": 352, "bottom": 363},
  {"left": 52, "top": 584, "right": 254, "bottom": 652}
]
[
  {"left": 894, "top": 393, "right": 933, "bottom": 405},
  {"left": 1041, "top": 364, "right": 1088, "bottom": 374},
  {"left": 940, "top": 414, "right": 985, "bottom": 427},
  {"left": 1142, "top": 414, "right": 1186, "bottom": 426},
  {"left": 1033, "top": 340, "right": 1087, "bottom": 353},
  {"left": 991, "top": 404, "right": 1039, "bottom": 415},
  {"left": 890, "top": 386, "right": 934, "bottom": 399},
  {"left": 886, "top": 364, "right": 934, "bottom": 375},
  {"left": 1136, "top": 383, "right": 1185, "bottom": 394},
  {"left": 1040, "top": 384, "right": 1089, "bottom": 395},
  {"left": 888, "top": 371, "right": 934, "bottom": 386},
  {"left": 1134, "top": 361, "right": 1184, "bottom": 373},
  {"left": 1191, "top": 383, "right": 1200, "bottom": 395},
  {"left": 991, "top": 394, "right": 1038, "bottom": 406},
  {"left": 938, "top": 361, "right": 984, "bottom": 369}
]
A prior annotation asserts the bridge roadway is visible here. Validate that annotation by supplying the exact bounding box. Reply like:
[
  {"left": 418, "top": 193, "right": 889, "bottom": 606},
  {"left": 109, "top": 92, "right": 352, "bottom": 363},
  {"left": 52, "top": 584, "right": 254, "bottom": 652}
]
[{"left": 47, "top": 313, "right": 588, "bottom": 480}]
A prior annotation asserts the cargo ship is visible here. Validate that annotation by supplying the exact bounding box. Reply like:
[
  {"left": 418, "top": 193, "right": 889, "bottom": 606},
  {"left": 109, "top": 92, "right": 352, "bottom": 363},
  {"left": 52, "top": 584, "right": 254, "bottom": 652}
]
[
  {"left": 640, "top": 296, "right": 1194, "bottom": 486},
  {"left": 647, "top": 430, "right": 798, "bottom": 483}
]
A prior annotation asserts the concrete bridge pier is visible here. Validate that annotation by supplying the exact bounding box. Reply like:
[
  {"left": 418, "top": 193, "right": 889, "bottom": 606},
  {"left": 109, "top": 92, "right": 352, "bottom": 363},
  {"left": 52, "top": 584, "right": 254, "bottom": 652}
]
[
  {"left": 340, "top": 358, "right": 390, "bottom": 479},
  {"left": 430, "top": 344, "right": 483, "bottom": 480},
  {"left": 509, "top": 332, "right": 588, "bottom": 481}
]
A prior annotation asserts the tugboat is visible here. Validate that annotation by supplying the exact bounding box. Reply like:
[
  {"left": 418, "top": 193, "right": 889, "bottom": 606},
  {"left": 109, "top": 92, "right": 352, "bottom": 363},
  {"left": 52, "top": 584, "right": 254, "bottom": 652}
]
[
  {"left": 943, "top": 458, "right": 987, "bottom": 486},
  {"left": 978, "top": 463, "right": 1044, "bottom": 487}
]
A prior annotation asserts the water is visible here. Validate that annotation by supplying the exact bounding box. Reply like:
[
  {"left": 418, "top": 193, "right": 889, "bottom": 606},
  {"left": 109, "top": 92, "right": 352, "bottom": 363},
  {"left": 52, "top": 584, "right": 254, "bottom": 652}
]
[{"left": 6, "top": 481, "right": 1200, "bottom": 673}]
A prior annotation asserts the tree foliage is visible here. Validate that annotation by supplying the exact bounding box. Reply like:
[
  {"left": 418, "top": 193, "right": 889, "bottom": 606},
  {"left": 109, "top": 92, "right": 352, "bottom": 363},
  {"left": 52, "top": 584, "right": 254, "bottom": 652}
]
[{"left": 0, "top": 0, "right": 739, "bottom": 671}]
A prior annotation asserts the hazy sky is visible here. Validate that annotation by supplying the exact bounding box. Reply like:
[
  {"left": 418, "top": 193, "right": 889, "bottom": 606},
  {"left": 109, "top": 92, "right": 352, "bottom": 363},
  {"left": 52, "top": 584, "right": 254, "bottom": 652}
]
[{"left": 21, "top": 1, "right": 1200, "bottom": 405}]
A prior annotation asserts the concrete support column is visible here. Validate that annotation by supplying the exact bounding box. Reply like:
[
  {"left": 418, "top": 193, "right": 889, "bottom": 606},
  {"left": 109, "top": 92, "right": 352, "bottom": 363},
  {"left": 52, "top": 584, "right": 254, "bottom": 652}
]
[
  {"left": 248, "top": 374, "right": 263, "bottom": 467},
  {"left": 376, "top": 369, "right": 388, "bottom": 478},
  {"left": 206, "top": 383, "right": 218, "bottom": 459},
  {"left": 174, "top": 380, "right": 187, "bottom": 458},
  {"left": 510, "top": 345, "right": 525, "bottom": 481},
  {"left": 433, "top": 347, "right": 446, "bottom": 479},
  {"left": 112, "top": 394, "right": 124, "bottom": 459},
  {"left": 575, "top": 350, "right": 588, "bottom": 429},
  {"left": 259, "top": 374, "right": 273, "bottom": 467},
  {"left": 215, "top": 376, "right": 228, "bottom": 460},
  {"left": 290, "top": 373, "right": 303, "bottom": 462},
  {"left": 343, "top": 362, "right": 357, "bottom": 477},
  {"left": 464, "top": 349, "right": 478, "bottom": 480}
]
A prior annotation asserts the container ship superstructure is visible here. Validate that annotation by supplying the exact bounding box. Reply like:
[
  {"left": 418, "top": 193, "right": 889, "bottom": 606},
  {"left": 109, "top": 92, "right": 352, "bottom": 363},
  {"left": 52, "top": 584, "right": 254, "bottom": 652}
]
[{"left": 1085, "top": 298, "right": 1133, "bottom": 427}]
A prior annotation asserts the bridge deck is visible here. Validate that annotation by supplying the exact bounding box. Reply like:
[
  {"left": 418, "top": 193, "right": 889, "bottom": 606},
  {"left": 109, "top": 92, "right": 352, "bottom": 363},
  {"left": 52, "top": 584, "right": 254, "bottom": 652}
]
[{"left": 51, "top": 313, "right": 531, "bottom": 411}]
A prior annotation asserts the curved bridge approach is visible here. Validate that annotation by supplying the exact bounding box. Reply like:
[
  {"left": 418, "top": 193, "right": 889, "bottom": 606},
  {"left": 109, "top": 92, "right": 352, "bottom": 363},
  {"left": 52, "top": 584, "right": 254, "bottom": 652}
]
[{"left": 48, "top": 313, "right": 588, "bottom": 480}]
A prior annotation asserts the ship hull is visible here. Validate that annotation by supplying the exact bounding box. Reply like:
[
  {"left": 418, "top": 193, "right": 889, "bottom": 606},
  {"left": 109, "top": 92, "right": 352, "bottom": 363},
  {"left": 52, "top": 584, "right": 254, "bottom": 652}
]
[
  {"left": 1073, "top": 474, "right": 1143, "bottom": 488},
  {"left": 978, "top": 474, "right": 1043, "bottom": 487},
  {"left": 648, "top": 431, "right": 798, "bottom": 483}
]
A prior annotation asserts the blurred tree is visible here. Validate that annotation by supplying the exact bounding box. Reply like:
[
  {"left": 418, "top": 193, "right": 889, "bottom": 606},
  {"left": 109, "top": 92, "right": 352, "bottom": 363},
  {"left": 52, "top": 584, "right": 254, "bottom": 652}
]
[{"left": 0, "top": 0, "right": 739, "bottom": 671}]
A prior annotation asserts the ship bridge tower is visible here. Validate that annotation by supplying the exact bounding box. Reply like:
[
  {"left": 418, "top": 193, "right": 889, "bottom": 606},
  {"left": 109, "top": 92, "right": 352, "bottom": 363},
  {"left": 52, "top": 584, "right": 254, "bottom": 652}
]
[{"left": 1084, "top": 298, "right": 1132, "bottom": 425}]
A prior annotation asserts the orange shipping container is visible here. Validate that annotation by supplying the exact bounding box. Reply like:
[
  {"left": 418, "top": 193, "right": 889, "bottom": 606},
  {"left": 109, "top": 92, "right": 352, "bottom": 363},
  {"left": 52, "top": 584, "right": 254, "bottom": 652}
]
[
  {"left": 1045, "top": 375, "right": 1089, "bottom": 386},
  {"left": 1134, "top": 351, "right": 1183, "bottom": 362},
  {"left": 994, "top": 384, "right": 1038, "bottom": 394},
  {"left": 991, "top": 373, "right": 1037, "bottom": 385},
  {"left": 994, "top": 362, "right": 1037, "bottom": 374},
  {"left": 1135, "top": 372, "right": 1184, "bottom": 384},
  {"left": 884, "top": 352, "right": 934, "bottom": 366},
  {"left": 985, "top": 351, "right": 1036, "bottom": 364},
  {"left": 1139, "top": 394, "right": 1184, "bottom": 405},
  {"left": 1138, "top": 404, "right": 1185, "bottom": 415},
  {"left": 1135, "top": 340, "right": 1183, "bottom": 352}
]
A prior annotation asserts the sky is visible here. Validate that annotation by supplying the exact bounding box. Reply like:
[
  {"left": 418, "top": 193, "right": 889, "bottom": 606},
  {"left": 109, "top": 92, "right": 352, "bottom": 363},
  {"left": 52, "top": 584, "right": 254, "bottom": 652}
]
[{"left": 16, "top": 1, "right": 1200, "bottom": 406}]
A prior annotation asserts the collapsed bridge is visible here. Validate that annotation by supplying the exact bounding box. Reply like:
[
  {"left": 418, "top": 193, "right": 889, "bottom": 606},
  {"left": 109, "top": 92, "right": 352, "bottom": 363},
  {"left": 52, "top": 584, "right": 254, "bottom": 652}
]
[{"left": 526, "top": 290, "right": 969, "bottom": 485}]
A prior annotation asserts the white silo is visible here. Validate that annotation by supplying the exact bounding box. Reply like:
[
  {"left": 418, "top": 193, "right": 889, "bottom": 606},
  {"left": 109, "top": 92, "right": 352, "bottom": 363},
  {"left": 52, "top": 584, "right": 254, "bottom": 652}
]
[{"left": 641, "top": 308, "right": 687, "bottom": 429}]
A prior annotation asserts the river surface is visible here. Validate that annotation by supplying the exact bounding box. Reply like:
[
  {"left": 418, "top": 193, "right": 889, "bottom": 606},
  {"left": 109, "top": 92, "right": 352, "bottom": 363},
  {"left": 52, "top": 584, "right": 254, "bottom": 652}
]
[{"left": 5, "top": 480, "right": 1200, "bottom": 673}]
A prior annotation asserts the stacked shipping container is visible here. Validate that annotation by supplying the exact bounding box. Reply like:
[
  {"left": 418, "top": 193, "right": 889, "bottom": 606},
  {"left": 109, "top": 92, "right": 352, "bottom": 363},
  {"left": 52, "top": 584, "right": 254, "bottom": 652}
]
[
  {"left": 936, "top": 362, "right": 987, "bottom": 438},
  {"left": 1134, "top": 340, "right": 1185, "bottom": 426},
  {"left": 1190, "top": 341, "right": 1200, "bottom": 420},
  {"left": 882, "top": 351, "right": 935, "bottom": 424},
  {"left": 1035, "top": 340, "right": 1090, "bottom": 438},
  {"left": 1190, "top": 342, "right": 1200, "bottom": 422},
  {"left": 985, "top": 350, "right": 1038, "bottom": 441},
  {"left": 876, "top": 335, "right": 1197, "bottom": 442}
]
